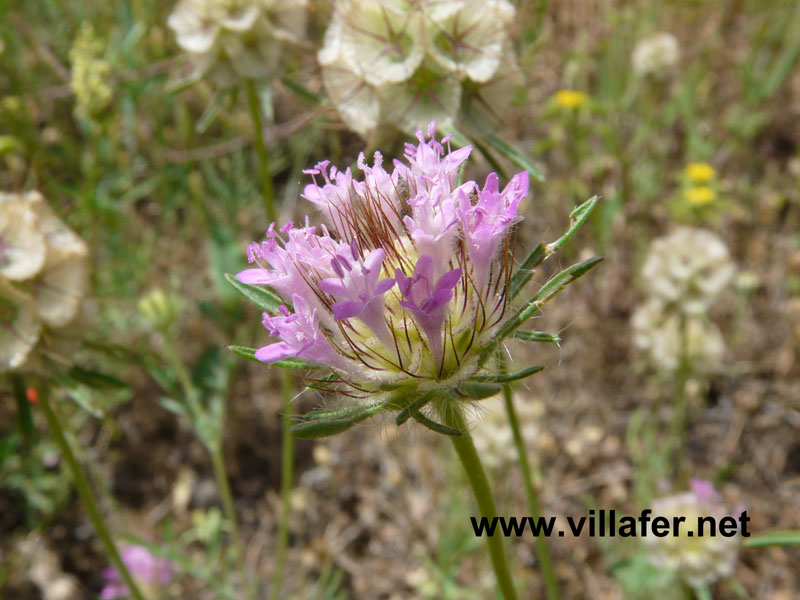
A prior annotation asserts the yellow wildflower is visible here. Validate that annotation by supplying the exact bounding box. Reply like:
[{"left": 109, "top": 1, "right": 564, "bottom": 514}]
[
  {"left": 554, "top": 89, "right": 588, "bottom": 109},
  {"left": 684, "top": 186, "right": 715, "bottom": 206},
  {"left": 685, "top": 162, "right": 716, "bottom": 184}
]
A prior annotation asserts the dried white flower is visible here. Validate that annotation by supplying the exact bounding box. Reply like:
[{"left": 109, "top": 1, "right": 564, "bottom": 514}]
[
  {"left": 644, "top": 480, "right": 740, "bottom": 588},
  {"left": 632, "top": 32, "right": 680, "bottom": 78},
  {"left": 631, "top": 299, "right": 725, "bottom": 374},
  {"left": 0, "top": 192, "right": 90, "bottom": 371},
  {"left": 319, "top": 0, "right": 521, "bottom": 136},
  {"left": 641, "top": 227, "right": 735, "bottom": 316},
  {"left": 424, "top": 0, "right": 515, "bottom": 83},
  {"left": 168, "top": 0, "right": 306, "bottom": 86},
  {"left": 0, "top": 279, "right": 41, "bottom": 371},
  {"left": 0, "top": 193, "right": 46, "bottom": 281}
]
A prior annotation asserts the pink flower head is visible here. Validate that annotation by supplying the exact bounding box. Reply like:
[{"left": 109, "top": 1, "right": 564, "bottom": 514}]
[
  {"left": 100, "top": 545, "right": 173, "bottom": 599},
  {"left": 237, "top": 122, "right": 526, "bottom": 393},
  {"left": 395, "top": 255, "right": 461, "bottom": 365}
]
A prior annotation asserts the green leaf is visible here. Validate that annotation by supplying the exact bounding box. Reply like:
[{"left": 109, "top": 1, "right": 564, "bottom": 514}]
[
  {"left": 457, "top": 381, "right": 502, "bottom": 400},
  {"left": 744, "top": 530, "right": 800, "bottom": 548},
  {"left": 292, "top": 403, "right": 385, "bottom": 439},
  {"left": 410, "top": 409, "right": 462, "bottom": 436},
  {"left": 513, "top": 331, "right": 561, "bottom": 344},
  {"left": 224, "top": 272, "right": 283, "bottom": 314},
  {"left": 509, "top": 243, "right": 548, "bottom": 298},
  {"left": 548, "top": 195, "right": 599, "bottom": 254},
  {"left": 472, "top": 365, "right": 545, "bottom": 383},
  {"left": 498, "top": 256, "right": 604, "bottom": 341},
  {"left": 484, "top": 134, "right": 545, "bottom": 182},
  {"left": 509, "top": 196, "right": 599, "bottom": 298},
  {"left": 196, "top": 89, "right": 231, "bottom": 134},
  {"left": 67, "top": 366, "right": 127, "bottom": 389},
  {"left": 227, "top": 345, "right": 319, "bottom": 370}
]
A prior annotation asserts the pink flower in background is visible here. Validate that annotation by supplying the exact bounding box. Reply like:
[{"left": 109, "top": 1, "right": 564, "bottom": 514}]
[{"left": 101, "top": 546, "right": 173, "bottom": 599}]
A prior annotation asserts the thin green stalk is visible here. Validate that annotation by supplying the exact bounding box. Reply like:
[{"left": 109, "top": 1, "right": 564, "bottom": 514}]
[
  {"left": 209, "top": 443, "right": 242, "bottom": 554},
  {"left": 669, "top": 315, "right": 692, "bottom": 477},
  {"left": 268, "top": 372, "right": 294, "bottom": 600},
  {"left": 39, "top": 389, "right": 146, "bottom": 600},
  {"left": 245, "top": 79, "right": 276, "bottom": 223},
  {"left": 502, "top": 383, "right": 561, "bottom": 600},
  {"left": 439, "top": 404, "right": 519, "bottom": 600}
]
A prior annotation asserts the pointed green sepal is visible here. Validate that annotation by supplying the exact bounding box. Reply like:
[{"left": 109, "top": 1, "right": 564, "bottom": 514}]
[
  {"left": 548, "top": 195, "right": 599, "bottom": 254},
  {"left": 224, "top": 273, "right": 283, "bottom": 314},
  {"left": 410, "top": 409, "right": 462, "bottom": 436},
  {"left": 498, "top": 256, "right": 604, "bottom": 341},
  {"left": 292, "top": 403, "right": 384, "bottom": 439},
  {"left": 513, "top": 330, "right": 562, "bottom": 344},
  {"left": 473, "top": 365, "right": 545, "bottom": 384},
  {"left": 509, "top": 196, "right": 599, "bottom": 298},
  {"left": 395, "top": 393, "right": 435, "bottom": 426},
  {"left": 458, "top": 381, "right": 502, "bottom": 400},
  {"left": 509, "top": 243, "right": 548, "bottom": 298}
]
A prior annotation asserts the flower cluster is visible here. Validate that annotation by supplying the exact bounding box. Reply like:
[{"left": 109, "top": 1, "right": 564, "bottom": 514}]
[
  {"left": 168, "top": 0, "right": 307, "bottom": 86},
  {"left": 0, "top": 192, "right": 89, "bottom": 372},
  {"left": 631, "top": 32, "right": 679, "bottom": 79},
  {"left": 101, "top": 545, "right": 174, "bottom": 600},
  {"left": 631, "top": 227, "right": 735, "bottom": 374},
  {"left": 239, "top": 124, "right": 525, "bottom": 399},
  {"left": 644, "top": 479, "right": 740, "bottom": 588},
  {"left": 318, "top": 0, "right": 522, "bottom": 136},
  {"left": 682, "top": 162, "right": 718, "bottom": 207}
]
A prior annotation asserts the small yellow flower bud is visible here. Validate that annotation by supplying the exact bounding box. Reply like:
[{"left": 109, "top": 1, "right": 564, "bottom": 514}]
[
  {"left": 684, "top": 162, "right": 716, "bottom": 184},
  {"left": 684, "top": 186, "right": 715, "bottom": 206},
  {"left": 554, "top": 89, "right": 589, "bottom": 109}
]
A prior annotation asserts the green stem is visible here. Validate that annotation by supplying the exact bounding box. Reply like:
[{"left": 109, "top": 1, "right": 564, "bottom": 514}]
[
  {"left": 210, "top": 443, "right": 242, "bottom": 555},
  {"left": 39, "top": 389, "right": 146, "bottom": 600},
  {"left": 269, "top": 372, "right": 294, "bottom": 600},
  {"left": 502, "top": 383, "right": 561, "bottom": 600},
  {"left": 669, "top": 315, "right": 691, "bottom": 479},
  {"left": 439, "top": 404, "right": 519, "bottom": 600},
  {"left": 245, "top": 78, "right": 276, "bottom": 223}
]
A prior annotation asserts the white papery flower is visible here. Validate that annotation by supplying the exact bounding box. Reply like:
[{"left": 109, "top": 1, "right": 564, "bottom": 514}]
[
  {"left": 644, "top": 480, "right": 740, "bottom": 588},
  {"left": 632, "top": 300, "right": 725, "bottom": 374},
  {"left": 320, "top": 0, "right": 521, "bottom": 137},
  {"left": 0, "top": 193, "right": 47, "bottom": 281},
  {"left": 376, "top": 61, "right": 462, "bottom": 134},
  {"left": 460, "top": 50, "right": 523, "bottom": 126},
  {"left": 425, "top": 0, "right": 514, "bottom": 82},
  {"left": 168, "top": 0, "right": 306, "bottom": 85},
  {"left": 0, "top": 279, "right": 41, "bottom": 371},
  {"left": 632, "top": 32, "right": 680, "bottom": 78},
  {"left": 471, "top": 393, "right": 542, "bottom": 471},
  {"left": 338, "top": 0, "right": 426, "bottom": 87},
  {"left": 642, "top": 227, "right": 735, "bottom": 316},
  {"left": 0, "top": 192, "right": 90, "bottom": 371},
  {"left": 318, "top": 19, "right": 381, "bottom": 137}
]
